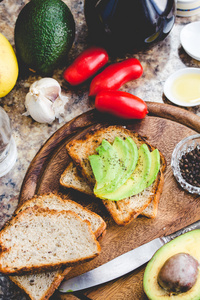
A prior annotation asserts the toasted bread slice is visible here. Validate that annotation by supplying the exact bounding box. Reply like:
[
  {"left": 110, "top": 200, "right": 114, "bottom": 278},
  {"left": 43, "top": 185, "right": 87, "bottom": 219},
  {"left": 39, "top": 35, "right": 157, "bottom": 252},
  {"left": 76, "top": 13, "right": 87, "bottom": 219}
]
[
  {"left": 0, "top": 206, "right": 101, "bottom": 275},
  {"left": 9, "top": 193, "right": 105, "bottom": 300},
  {"left": 65, "top": 125, "right": 166, "bottom": 225},
  {"left": 60, "top": 161, "right": 161, "bottom": 219}
]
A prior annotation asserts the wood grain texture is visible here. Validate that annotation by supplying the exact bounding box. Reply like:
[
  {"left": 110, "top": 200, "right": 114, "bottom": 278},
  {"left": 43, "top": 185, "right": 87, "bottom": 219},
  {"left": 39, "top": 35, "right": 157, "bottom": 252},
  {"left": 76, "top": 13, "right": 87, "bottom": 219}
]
[{"left": 19, "top": 103, "right": 200, "bottom": 300}]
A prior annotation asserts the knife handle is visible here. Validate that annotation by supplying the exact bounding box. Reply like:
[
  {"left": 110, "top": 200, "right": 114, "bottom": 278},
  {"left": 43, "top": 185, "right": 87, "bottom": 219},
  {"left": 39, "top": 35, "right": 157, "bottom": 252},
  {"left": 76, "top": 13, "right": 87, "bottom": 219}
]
[{"left": 162, "top": 219, "right": 200, "bottom": 243}]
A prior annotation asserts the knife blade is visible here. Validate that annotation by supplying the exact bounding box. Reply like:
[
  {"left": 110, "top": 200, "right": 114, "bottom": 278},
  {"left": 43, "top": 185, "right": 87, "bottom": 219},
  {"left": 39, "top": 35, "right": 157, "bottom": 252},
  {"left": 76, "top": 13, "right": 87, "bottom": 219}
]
[{"left": 59, "top": 219, "right": 200, "bottom": 293}]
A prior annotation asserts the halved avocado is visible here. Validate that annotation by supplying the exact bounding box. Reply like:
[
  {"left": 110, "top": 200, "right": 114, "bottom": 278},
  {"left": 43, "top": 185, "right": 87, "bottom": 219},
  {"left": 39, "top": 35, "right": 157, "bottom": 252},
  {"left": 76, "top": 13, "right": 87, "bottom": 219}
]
[
  {"left": 143, "top": 229, "right": 200, "bottom": 300},
  {"left": 99, "top": 143, "right": 151, "bottom": 201}
]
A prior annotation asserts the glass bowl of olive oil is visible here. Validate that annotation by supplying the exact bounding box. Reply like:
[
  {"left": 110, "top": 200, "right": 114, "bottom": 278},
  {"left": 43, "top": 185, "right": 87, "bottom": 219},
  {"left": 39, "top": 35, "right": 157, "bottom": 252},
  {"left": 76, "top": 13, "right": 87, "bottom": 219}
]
[
  {"left": 164, "top": 68, "right": 200, "bottom": 107},
  {"left": 171, "top": 134, "right": 200, "bottom": 194}
]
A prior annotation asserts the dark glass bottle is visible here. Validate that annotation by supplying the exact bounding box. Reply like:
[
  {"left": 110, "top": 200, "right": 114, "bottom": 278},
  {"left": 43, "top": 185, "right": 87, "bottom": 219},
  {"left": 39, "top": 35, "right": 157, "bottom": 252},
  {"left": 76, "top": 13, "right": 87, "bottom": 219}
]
[{"left": 84, "top": 0, "right": 176, "bottom": 54}]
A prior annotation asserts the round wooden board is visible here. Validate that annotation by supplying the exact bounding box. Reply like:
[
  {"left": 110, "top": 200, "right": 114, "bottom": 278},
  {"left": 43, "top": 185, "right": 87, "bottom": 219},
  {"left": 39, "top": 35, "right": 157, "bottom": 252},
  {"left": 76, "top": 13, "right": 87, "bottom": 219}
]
[{"left": 19, "top": 103, "right": 200, "bottom": 300}]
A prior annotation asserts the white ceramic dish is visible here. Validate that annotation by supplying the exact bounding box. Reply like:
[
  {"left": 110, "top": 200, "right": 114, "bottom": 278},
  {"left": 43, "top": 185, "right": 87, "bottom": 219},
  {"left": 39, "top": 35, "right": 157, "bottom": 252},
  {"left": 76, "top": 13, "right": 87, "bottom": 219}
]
[
  {"left": 164, "top": 68, "right": 200, "bottom": 107},
  {"left": 177, "top": 0, "right": 200, "bottom": 17},
  {"left": 180, "top": 21, "right": 200, "bottom": 61}
]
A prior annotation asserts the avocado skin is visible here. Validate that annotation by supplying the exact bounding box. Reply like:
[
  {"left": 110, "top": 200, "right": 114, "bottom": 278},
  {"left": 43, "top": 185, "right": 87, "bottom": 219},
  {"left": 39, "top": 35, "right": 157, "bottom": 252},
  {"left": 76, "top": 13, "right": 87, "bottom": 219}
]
[
  {"left": 143, "top": 230, "right": 200, "bottom": 300},
  {"left": 14, "top": 0, "right": 75, "bottom": 75}
]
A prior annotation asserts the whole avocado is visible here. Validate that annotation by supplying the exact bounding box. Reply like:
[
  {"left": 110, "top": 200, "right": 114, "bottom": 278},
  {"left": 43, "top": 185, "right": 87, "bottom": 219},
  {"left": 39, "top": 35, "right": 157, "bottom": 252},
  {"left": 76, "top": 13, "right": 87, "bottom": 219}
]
[
  {"left": 143, "top": 229, "right": 200, "bottom": 300},
  {"left": 14, "top": 0, "right": 75, "bottom": 75}
]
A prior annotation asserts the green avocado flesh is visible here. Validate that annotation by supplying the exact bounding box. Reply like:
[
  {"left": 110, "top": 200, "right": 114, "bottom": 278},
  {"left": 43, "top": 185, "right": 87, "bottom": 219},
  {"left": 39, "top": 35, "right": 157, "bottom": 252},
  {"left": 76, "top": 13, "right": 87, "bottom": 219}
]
[
  {"left": 146, "top": 149, "right": 161, "bottom": 188},
  {"left": 91, "top": 137, "right": 139, "bottom": 195},
  {"left": 89, "top": 137, "right": 160, "bottom": 201},
  {"left": 92, "top": 139, "right": 120, "bottom": 190},
  {"left": 143, "top": 230, "right": 200, "bottom": 300},
  {"left": 98, "top": 143, "right": 151, "bottom": 200}
]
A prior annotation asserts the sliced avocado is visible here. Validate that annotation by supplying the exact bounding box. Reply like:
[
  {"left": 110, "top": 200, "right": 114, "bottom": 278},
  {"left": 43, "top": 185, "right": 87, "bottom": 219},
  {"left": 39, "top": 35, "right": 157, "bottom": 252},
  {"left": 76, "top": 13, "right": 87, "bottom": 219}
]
[
  {"left": 95, "top": 137, "right": 138, "bottom": 195},
  {"left": 145, "top": 149, "right": 160, "bottom": 188},
  {"left": 90, "top": 139, "right": 120, "bottom": 190},
  {"left": 99, "top": 143, "right": 151, "bottom": 201},
  {"left": 89, "top": 155, "right": 104, "bottom": 184},
  {"left": 111, "top": 137, "right": 139, "bottom": 190},
  {"left": 125, "top": 137, "right": 139, "bottom": 180},
  {"left": 143, "top": 229, "right": 200, "bottom": 300},
  {"left": 102, "top": 137, "right": 129, "bottom": 193}
]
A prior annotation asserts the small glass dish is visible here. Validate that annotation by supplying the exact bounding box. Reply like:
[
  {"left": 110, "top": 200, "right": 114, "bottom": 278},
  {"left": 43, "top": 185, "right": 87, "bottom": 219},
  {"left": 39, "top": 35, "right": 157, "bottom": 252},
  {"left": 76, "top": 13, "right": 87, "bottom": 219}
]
[{"left": 171, "top": 134, "right": 200, "bottom": 194}]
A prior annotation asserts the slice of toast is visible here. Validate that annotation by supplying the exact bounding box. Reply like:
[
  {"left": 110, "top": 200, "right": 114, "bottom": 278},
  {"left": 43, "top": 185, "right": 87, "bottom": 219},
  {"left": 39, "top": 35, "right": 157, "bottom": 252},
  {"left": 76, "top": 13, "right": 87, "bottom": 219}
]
[
  {"left": 0, "top": 206, "right": 101, "bottom": 275},
  {"left": 65, "top": 125, "right": 166, "bottom": 225},
  {"left": 60, "top": 161, "right": 161, "bottom": 219},
  {"left": 9, "top": 193, "right": 106, "bottom": 300}
]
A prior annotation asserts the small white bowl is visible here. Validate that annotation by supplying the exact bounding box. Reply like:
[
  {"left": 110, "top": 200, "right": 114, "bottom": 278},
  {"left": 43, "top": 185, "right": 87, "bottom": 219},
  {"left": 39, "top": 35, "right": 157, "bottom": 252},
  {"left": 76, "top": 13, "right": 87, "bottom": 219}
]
[
  {"left": 177, "top": 0, "right": 200, "bottom": 17},
  {"left": 180, "top": 21, "right": 200, "bottom": 61},
  {"left": 164, "top": 68, "right": 200, "bottom": 107}
]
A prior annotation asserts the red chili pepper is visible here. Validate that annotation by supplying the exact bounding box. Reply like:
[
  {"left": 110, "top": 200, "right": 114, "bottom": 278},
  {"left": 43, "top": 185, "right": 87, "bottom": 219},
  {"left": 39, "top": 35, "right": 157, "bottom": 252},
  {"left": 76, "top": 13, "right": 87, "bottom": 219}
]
[
  {"left": 89, "top": 58, "right": 143, "bottom": 96},
  {"left": 95, "top": 90, "right": 148, "bottom": 119},
  {"left": 63, "top": 47, "right": 109, "bottom": 85}
]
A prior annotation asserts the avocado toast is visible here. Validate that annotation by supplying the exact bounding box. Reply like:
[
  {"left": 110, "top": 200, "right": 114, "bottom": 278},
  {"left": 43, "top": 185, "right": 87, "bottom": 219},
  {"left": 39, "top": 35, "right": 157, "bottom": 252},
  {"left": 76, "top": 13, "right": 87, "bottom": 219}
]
[{"left": 61, "top": 125, "right": 166, "bottom": 225}]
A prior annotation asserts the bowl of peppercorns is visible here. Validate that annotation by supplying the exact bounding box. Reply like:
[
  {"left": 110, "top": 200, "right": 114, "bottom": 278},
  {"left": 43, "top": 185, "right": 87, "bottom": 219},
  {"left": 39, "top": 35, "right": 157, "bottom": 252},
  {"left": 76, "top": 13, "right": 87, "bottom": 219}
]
[{"left": 171, "top": 134, "right": 200, "bottom": 194}]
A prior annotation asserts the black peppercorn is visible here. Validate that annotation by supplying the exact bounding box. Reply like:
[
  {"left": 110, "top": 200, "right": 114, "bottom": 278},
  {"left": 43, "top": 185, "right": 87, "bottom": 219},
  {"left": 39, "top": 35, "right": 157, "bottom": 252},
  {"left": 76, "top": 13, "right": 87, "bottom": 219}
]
[{"left": 179, "top": 146, "right": 200, "bottom": 187}]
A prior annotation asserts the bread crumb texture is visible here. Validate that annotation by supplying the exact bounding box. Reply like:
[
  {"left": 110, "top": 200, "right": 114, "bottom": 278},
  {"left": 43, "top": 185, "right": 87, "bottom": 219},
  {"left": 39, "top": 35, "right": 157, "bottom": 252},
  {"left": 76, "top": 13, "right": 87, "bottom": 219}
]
[{"left": 0, "top": 207, "right": 101, "bottom": 275}]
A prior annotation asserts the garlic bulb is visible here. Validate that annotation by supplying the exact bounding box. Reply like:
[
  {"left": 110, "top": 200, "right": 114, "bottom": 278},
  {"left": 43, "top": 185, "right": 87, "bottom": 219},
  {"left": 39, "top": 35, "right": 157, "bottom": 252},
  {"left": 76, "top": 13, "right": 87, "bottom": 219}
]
[{"left": 24, "top": 78, "right": 68, "bottom": 124}]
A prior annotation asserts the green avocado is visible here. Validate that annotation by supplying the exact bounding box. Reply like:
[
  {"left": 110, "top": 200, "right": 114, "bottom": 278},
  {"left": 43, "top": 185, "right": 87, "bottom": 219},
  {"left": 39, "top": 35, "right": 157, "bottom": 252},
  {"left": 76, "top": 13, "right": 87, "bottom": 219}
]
[
  {"left": 143, "top": 229, "right": 200, "bottom": 300},
  {"left": 101, "top": 137, "right": 129, "bottom": 193},
  {"left": 14, "top": 0, "right": 75, "bottom": 75},
  {"left": 99, "top": 143, "right": 151, "bottom": 201},
  {"left": 89, "top": 155, "right": 104, "bottom": 184},
  {"left": 89, "top": 139, "right": 120, "bottom": 190},
  {"left": 145, "top": 149, "right": 160, "bottom": 188},
  {"left": 94, "top": 137, "right": 138, "bottom": 195},
  {"left": 124, "top": 137, "right": 139, "bottom": 181}
]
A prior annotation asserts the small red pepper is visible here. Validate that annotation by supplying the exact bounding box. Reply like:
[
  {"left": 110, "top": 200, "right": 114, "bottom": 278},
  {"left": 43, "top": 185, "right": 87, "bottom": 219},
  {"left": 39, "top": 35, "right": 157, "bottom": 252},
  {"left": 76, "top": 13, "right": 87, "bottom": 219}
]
[
  {"left": 95, "top": 90, "right": 148, "bottom": 119},
  {"left": 89, "top": 58, "right": 143, "bottom": 96},
  {"left": 63, "top": 47, "right": 109, "bottom": 85}
]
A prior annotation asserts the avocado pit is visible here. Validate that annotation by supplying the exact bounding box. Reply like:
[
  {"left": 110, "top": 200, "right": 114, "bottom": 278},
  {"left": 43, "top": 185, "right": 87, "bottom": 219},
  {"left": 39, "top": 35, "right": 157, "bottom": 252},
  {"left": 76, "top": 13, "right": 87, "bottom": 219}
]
[{"left": 157, "top": 253, "right": 199, "bottom": 294}]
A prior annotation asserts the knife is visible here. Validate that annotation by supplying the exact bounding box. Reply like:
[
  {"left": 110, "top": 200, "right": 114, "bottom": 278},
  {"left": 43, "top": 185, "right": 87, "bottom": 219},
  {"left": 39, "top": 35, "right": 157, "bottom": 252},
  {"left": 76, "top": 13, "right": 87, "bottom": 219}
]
[{"left": 59, "top": 219, "right": 200, "bottom": 293}]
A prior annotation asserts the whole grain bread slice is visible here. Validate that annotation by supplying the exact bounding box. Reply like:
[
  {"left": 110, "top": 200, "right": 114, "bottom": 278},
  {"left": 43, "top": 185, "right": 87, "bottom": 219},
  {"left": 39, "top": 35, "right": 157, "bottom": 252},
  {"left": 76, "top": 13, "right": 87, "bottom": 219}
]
[
  {"left": 0, "top": 206, "right": 101, "bottom": 275},
  {"left": 15, "top": 193, "right": 106, "bottom": 238},
  {"left": 9, "top": 193, "right": 106, "bottom": 300},
  {"left": 60, "top": 161, "right": 162, "bottom": 219},
  {"left": 65, "top": 125, "right": 166, "bottom": 225}
]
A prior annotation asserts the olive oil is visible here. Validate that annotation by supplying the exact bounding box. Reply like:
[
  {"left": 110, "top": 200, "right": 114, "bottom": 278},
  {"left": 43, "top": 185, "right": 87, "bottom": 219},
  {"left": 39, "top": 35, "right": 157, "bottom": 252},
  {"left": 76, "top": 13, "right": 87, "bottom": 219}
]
[{"left": 172, "top": 73, "right": 200, "bottom": 103}]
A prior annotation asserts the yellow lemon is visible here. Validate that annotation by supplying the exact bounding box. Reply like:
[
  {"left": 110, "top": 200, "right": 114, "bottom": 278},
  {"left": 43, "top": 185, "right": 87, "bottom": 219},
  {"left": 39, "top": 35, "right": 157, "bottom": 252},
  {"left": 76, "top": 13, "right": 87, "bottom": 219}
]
[{"left": 0, "top": 33, "right": 19, "bottom": 98}]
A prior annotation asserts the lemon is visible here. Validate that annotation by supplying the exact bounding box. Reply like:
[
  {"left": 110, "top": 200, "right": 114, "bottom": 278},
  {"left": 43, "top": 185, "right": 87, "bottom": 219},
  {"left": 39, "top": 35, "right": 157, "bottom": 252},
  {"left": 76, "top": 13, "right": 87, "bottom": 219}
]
[{"left": 0, "top": 33, "right": 19, "bottom": 98}]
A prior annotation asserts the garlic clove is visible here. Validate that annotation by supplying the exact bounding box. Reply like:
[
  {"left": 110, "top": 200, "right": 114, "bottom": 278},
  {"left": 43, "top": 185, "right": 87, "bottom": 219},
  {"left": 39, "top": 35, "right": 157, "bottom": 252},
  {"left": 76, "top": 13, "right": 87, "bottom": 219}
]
[
  {"left": 25, "top": 92, "right": 55, "bottom": 124},
  {"left": 30, "top": 78, "right": 61, "bottom": 102},
  {"left": 23, "top": 77, "right": 68, "bottom": 124}
]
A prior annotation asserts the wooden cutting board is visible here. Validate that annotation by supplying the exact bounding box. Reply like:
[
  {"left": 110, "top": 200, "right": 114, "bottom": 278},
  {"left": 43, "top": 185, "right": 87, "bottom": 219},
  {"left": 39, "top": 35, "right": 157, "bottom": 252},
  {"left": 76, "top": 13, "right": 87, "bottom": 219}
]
[{"left": 19, "top": 102, "right": 200, "bottom": 300}]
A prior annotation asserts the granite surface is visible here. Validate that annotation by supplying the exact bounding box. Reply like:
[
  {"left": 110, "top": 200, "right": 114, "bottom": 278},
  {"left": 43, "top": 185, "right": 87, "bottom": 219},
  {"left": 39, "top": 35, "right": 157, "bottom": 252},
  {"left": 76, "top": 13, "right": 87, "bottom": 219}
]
[{"left": 0, "top": 0, "right": 200, "bottom": 299}]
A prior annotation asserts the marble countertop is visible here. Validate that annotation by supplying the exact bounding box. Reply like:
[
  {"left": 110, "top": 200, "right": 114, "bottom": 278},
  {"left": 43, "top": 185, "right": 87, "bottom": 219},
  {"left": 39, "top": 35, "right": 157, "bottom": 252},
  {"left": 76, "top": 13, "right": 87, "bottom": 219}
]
[{"left": 0, "top": 0, "right": 200, "bottom": 298}]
